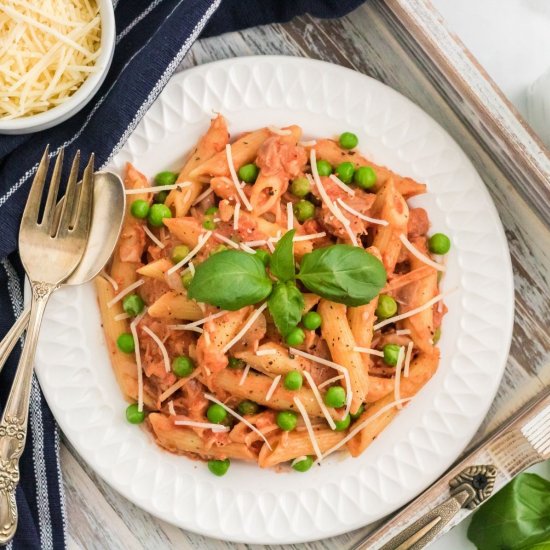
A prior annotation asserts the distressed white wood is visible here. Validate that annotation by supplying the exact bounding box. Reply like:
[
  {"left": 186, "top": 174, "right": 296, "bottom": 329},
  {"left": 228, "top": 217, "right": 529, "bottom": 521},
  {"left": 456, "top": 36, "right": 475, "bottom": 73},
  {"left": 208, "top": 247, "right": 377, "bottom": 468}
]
[{"left": 61, "top": 2, "right": 550, "bottom": 548}]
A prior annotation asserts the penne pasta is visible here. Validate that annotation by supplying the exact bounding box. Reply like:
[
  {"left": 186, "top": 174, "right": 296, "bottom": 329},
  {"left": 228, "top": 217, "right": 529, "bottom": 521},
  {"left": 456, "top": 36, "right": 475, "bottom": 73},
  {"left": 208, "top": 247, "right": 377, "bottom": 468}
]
[
  {"left": 147, "top": 291, "right": 204, "bottom": 320},
  {"left": 236, "top": 343, "right": 311, "bottom": 377}
]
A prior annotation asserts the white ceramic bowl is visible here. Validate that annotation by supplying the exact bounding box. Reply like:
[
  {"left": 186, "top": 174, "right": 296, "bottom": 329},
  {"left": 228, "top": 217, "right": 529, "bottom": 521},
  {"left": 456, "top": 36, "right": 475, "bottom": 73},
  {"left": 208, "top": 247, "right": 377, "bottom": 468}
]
[{"left": 0, "top": 0, "right": 115, "bottom": 135}]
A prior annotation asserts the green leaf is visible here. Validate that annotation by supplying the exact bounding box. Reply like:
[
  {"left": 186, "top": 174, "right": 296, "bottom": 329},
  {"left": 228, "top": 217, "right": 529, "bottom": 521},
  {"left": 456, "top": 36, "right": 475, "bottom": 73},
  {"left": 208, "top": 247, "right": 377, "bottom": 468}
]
[
  {"left": 468, "top": 473, "right": 550, "bottom": 550},
  {"left": 270, "top": 229, "right": 296, "bottom": 282},
  {"left": 267, "top": 281, "right": 304, "bottom": 337},
  {"left": 188, "top": 249, "right": 272, "bottom": 310},
  {"left": 297, "top": 245, "right": 386, "bottom": 306}
]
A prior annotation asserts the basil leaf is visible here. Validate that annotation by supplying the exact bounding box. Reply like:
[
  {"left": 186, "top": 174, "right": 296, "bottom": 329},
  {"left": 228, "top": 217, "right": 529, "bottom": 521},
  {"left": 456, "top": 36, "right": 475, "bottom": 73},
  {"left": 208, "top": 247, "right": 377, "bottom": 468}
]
[
  {"left": 297, "top": 245, "right": 386, "bottom": 306},
  {"left": 270, "top": 229, "right": 295, "bottom": 282},
  {"left": 267, "top": 281, "right": 304, "bottom": 337},
  {"left": 188, "top": 249, "right": 272, "bottom": 310},
  {"left": 468, "top": 473, "right": 550, "bottom": 550}
]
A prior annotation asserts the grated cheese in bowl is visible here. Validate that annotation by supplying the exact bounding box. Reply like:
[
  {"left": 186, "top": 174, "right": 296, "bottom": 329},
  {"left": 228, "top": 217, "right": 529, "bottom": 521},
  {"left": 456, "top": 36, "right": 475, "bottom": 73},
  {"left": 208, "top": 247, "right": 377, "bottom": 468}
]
[{"left": 0, "top": 0, "right": 114, "bottom": 132}]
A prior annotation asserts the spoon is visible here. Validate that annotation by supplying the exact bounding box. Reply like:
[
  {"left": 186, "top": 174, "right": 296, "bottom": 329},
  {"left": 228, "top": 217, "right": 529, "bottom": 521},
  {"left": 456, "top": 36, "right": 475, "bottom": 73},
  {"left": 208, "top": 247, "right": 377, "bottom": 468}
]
[{"left": 0, "top": 171, "right": 125, "bottom": 372}]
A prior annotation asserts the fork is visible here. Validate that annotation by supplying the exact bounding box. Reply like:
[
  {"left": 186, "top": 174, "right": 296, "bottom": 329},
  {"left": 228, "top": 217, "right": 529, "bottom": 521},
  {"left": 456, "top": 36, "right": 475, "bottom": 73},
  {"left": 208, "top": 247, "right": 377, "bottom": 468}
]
[
  {"left": 0, "top": 147, "right": 94, "bottom": 544},
  {"left": 351, "top": 388, "right": 550, "bottom": 549}
]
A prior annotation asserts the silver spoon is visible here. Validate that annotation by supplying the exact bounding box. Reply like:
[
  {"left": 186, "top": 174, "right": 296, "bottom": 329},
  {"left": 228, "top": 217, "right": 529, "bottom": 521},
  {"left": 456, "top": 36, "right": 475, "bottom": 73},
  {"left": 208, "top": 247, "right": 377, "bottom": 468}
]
[{"left": 0, "top": 171, "right": 125, "bottom": 371}]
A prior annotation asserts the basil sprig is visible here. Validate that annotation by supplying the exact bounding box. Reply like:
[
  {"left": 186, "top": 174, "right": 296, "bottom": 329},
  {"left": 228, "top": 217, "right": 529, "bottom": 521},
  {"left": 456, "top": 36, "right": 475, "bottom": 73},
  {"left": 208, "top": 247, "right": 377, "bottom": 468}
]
[
  {"left": 188, "top": 249, "right": 272, "bottom": 310},
  {"left": 297, "top": 245, "right": 386, "bottom": 307},
  {"left": 269, "top": 229, "right": 295, "bottom": 282},
  {"left": 187, "top": 232, "right": 386, "bottom": 316},
  {"left": 468, "top": 473, "right": 550, "bottom": 549},
  {"left": 268, "top": 281, "right": 304, "bottom": 337}
]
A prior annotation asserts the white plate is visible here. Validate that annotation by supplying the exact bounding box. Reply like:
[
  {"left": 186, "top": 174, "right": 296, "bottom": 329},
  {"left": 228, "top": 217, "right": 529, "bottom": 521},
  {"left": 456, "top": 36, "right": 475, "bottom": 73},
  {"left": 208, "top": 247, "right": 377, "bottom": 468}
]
[{"left": 34, "top": 56, "right": 514, "bottom": 544}]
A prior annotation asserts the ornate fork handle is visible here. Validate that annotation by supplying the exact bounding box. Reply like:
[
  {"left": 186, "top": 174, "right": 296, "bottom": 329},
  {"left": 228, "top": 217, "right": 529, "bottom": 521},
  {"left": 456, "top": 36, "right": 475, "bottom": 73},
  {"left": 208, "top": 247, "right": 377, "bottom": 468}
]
[
  {"left": 0, "top": 282, "right": 56, "bottom": 543},
  {"left": 0, "top": 309, "right": 31, "bottom": 376}
]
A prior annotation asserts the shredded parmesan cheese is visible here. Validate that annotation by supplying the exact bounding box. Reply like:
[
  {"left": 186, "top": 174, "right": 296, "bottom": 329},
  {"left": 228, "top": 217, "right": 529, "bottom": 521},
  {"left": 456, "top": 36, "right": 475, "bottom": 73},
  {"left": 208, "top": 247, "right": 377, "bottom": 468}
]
[
  {"left": 114, "top": 312, "right": 130, "bottom": 322},
  {"left": 233, "top": 202, "right": 241, "bottom": 230},
  {"left": 353, "top": 346, "right": 384, "bottom": 357},
  {"left": 101, "top": 271, "right": 118, "bottom": 292},
  {"left": 243, "top": 239, "right": 268, "bottom": 247},
  {"left": 125, "top": 182, "right": 191, "bottom": 195},
  {"left": 291, "top": 455, "right": 309, "bottom": 467},
  {"left": 142, "top": 326, "right": 171, "bottom": 373},
  {"left": 373, "top": 290, "right": 454, "bottom": 331},
  {"left": 213, "top": 232, "right": 240, "bottom": 249},
  {"left": 174, "top": 420, "right": 229, "bottom": 433},
  {"left": 303, "top": 371, "right": 337, "bottom": 430},
  {"left": 393, "top": 347, "right": 406, "bottom": 408},
  {"left": 287, "top": 201, "right": 294, "bottom": 230},
  {"left": 399, "top": 234, "right": 446, "bottom": 272},
  {"left": 178, "top": 310, "right": 228, "bottom": 330},
  {"left": 336, "top": 198, "right": 389, "bottom": 226},
  {"left": 192, "top": 186, "right": 214, "bottom": 206},
  {"left": 239, "top": 364, "right": 251, "bottom": 386},
  {"left": 143, "top": 226, "right": 165, "bottom": 249},
  {"left": 293, "top": 397, "right": 323, "bottom": 462},
  {"left": 266, "top": 240, "right": 275, "bottom": 253},
  {"left": 167, "top": 325, "right": 204, "bottom": 334},
  {"left": 168, "top": 401, "right": 176, "bottom": 416},
  {"left": 130, "top": 308, "right": 148, "bottom": 412},
  {"left": 395, "top": 329, "right": 412, "bottom": 336},
  {"left": 240, "top": 243, "right": 257, "bottom": 254},
  {"left": 298, "top": 140, "right": 317, "bottom": 147},
  {"left": 329, "top": 174, "right": 355, "bottom": 196},
  {"left": 158, "top": 371, "right": 200, "bottom": 402},
  {"left": 289, "top": 347, "right": 352, "bottom": 421},
  {"left": 204, "top": 393, "right": 272, "bottom": 450},
  {"left": 0, "top": 0, "right": 101, "bottom": 119},
  {"left": 167, "top": 231, "right": 212, "bottom": 275},
  {"left": 222, "top": 303, "right": 268, "bottom": 354},
  {"left": 317, "top": 374, "right": 345, "bottom": 389},
  {"left": 225, "top": 144, "right": 253, "bottom": 211},
  {"left": 321, "top": 398, "right": 412, "bottom": 459},
  {"left": 265, "top": 375, "right": 281, "bottom": 401},
  {"left": 293, "top": 232, "right": 326, "bottom": 242},
  {"left": 107, "top": 279, "right": 144, "bottom": 308},
  {"left": 403, "top": 341, "right": 414, "bottom": 378},
  {"left": 267, "top": 125, "right": 292, "bottom": 136}
]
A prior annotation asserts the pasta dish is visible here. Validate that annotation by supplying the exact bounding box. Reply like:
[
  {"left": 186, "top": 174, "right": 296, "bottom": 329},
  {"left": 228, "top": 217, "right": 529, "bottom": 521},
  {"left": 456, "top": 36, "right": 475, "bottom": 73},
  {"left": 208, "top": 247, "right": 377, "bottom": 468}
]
[{"left": 96, "top": 115, "right": 450, "bottom": 476}]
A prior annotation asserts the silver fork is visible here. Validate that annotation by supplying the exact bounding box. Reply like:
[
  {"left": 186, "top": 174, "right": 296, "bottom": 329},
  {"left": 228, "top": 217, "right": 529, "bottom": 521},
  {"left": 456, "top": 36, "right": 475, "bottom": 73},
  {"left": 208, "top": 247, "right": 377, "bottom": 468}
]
[
  {"left": 0, "top": 147, "right": 94, "bottom": 544},
  {"left": 352, "top": 388, "right": 550, "bottom": 550}
]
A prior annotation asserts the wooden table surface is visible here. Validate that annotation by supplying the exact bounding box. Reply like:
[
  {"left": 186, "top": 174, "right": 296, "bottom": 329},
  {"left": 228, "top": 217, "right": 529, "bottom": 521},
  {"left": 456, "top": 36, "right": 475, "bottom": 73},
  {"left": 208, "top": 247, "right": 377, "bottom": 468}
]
[{"left": 63, "top": 5, "right": 550, "bottom": 549}]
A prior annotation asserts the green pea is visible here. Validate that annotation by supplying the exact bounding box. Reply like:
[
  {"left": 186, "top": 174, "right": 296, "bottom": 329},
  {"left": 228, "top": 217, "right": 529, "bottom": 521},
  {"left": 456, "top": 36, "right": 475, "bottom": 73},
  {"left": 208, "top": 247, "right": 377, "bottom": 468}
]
[
  {"left": 285, "top": 327, "right": 305, "bottom": 346},
  {"left": 130, "top": 199, "right": 149, "bottom": 219},
  {"left": 284, "top": 370, "right": 303, "bottom": 391},
  {"left": 354, "top": 166, "right": 377, "bottom": 189},
  {"left": 428, "top": 233, "right": 451, "bottom": 255},
  {"left": 277, "top": 411, "right": 298, "bottom": 431},
  {"left": 383, "top": 344, "right": 401, "bottom": 366},
  {"left": 324, "top": 386, "right": 346, "bottom": 408},
  {"left": 255, "top": 249, "right": 271, "bottom": 266},
  {"left": 207, "top": 403, "right": 227, "bottom": 424},
  {"left": 293, "top": 200, "right": 315, "bottom": 222},
  {"left": 172, "top": 356, "right": 194, "bottom": 377},
  {"left": 228, "top": 357, "right": 245, "bottom": 369},
  {"left": 154, "top": 190, "right": 168, "bottom": 204},
  {"left": 171, "top": 244, "right": 190, "bottom": 264},
  {"left": 148, "top": 203, "right": 172, "bottom": 227},
  {"left": 339, "top": 132, "right": 359, "bottom": 150},
  {"left": 316, "top": 159, "right": 333, "bottom": 177},
  {"left": 375, "top": 294, "right": 397, "bottom": 320},
  {"left": 122, "top": 294, "right": 144, "bottom": 317},
  {"left": 126, "top": 403, "right": 145, "bottom": 424},
  {"left": 208, "top": 458, "right": 230, "bottom": 476},
  {"left": 237, "top": 400, "right": 260, "bottom": 416},
  {"left": 292, "top": 456, "right": 314, "bottom": 472},
  {"left": 291, "top": 177, "right": 311, "bottom": 197},
  {"left": 433, "top": 327, "right": 442, "bottom": 344},
  {"left": 155, "top": 171, "right": 177, "bottom": 186},
  {"left": 203, "top": 217, "right": 217, "bottom": 230},
  {"left": 350, "top": 404, "right": 365, "bottom": 420},
  {"left": 302, "top": 311, "right": 322, "bottom": 330},
  {"left": 117, "top": 333, "right": 135, "bottom": 354},
  {"left": 238, "top": 163, "right": 259, "bottom": 184},
  {"left": 210, "top": 244, "right": 227, "bottom": 255},
  {"left": 335, "top": 162, "right": 355, "bottom": 184},
  {"left": 333, "top": 414, "right": 351, "bottom": 431},
  {"left": 181, "top": 271, "right": 193, "bottom": 289},
  {"left": 205, "top": 206, "right": 219, "bottom": 216}
]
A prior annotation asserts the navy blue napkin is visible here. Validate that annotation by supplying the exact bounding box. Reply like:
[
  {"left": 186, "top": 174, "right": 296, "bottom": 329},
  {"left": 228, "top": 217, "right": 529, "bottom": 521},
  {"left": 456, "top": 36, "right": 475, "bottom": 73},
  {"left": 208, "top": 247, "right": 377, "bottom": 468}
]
[{"left": 0, "top": 1, "right": 364, "bottom": 548}]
